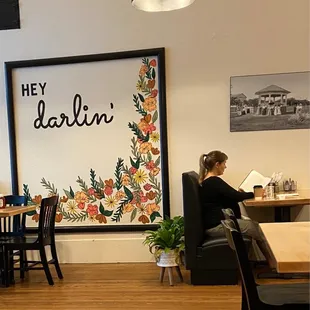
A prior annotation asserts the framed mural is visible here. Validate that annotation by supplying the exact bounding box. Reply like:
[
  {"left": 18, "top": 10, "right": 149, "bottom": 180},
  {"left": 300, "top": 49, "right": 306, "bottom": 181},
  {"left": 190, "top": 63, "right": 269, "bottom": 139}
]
[
  {"left": 230, "top": 71, "right": 310, "bottom": 132},
  {"left": 5, "top": 47, "right": 170, "bottom": 232}
]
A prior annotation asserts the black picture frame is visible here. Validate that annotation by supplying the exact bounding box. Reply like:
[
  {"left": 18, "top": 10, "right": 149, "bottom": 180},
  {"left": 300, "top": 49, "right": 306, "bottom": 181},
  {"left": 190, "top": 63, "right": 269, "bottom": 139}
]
[
  {"left": 0, "top": 0, "right": 20, "bottom": 31},
  {"left": 5, "top": 47, "right": 170, "bottom": 233},
  {"left": 230, "top": 71, "right": 310, "bottom": 132}
]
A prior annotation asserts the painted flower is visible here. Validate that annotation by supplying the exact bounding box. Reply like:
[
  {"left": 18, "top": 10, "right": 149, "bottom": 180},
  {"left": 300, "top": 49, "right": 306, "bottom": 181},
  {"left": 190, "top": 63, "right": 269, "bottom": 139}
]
[
  {"left": 94, "top": 192, "right": 103, "bottom": 200},
  {"left": 115, "top": 190, "right": 126, "bottom": 201},
  {"left": 32, "top": 195, "right": 42, "bottom": 205},
  {"left": 96, "top": 214, "right": 107, "bottom": 224},
  {"left": 151, "top": 147, "right": 160, "bottom": 155},
  {"left": 146, "top": 191, "right": 156, "bottom": 200},
  {"left": 67, "top": 201, "right": 77, "bottom": 214},
  {"left": 78, "top": 202, "right": 85, "bottom": 210},
  {"left": 74, "top": 191, "right": 89, "bottom": 204},
  {"left": 137, "top": 203, "right": 150, "bottom": 224},
  {"left": 147, "top": 79, "right": 155, "bottom": 89},
  {"left": 142, "top": 97, "right": 157, "bottom": 112},
  {"left": 150, "top": 59, "right": 156, "bottom": 67},
  {"left": 124, "top": 203, "right": 135, "bottom": 213},
  {"left": 104, "top": 196, "right": 117, "bottom": 208},
  {"left": 55, "top": 213, "right": 63, "bottom": 223},
  {"left": 129, "top": 167, "right": 137, "bottom": 175},
  {"left": 150, "top": 89, "right": 158, "bottom": 98},
  {"left": 130, "top": 192, "right": 140, "bottom": 205},
  {"left": 150, "top": 132, "right": 160, "bottom": 142},
  {"left": 138, "top": 119, "right": 148, "bottom": 132},
  {"left": 144, "top": 114, "right": 152, "bottom": 123},
  {"left": 138, "top": 214, "right": 149, "bottom": 224},
  {"left": 136, "top": 80, "right": 143, "bottom": 91},
  {"left": 105, "top": 179, "right": 114, "bottom": 188},
  {"left": 136, "top": 203, "right": 145, "bottom": 212},
  {"left": 146, "top": 203, "right": 160, "bottom": 215},
  {"left": 150, "top": 167, "right": 160, "bottom": 176},
  {"left": 144, "top": 123, "right": 156, "bottom": 134},
  {"left": 146, "top": 160, "right": 156, "bottom": 171},
  {"left": 60, "top": 196, "right": 68, "bottom": 203},
  {"left": 143, "top": 183, "right": 152, "bottom": 191},
  {"left": 139, "top": 64, "right": 148, "bottom": 76},
  {"left": 131, "top": 191, "right": 147, "bottom": 204},
  {"left": 121, "top": 174, "right": 130, "bottom": 186},
  {"left": 88, "top": 188, "right": 95, "bottom": 196},
  {"left": 86, "top": 204, "right": 99, "bottom": 216},
  {"left": 104, "top": 179, "right": 114, "bottom": 195},
  {"left": 32, "top": 213, "right": 40, "bottom": 223},
  {"left": 140, "top": 192, "right": 148, "bottom": 203},
  {"left": 104, "top": 186, "right": 113, "bottom": 196},
  {"left": 139, "top": 142, "right": 152, "bottom": 154},
  {"left": 88, "top": 215, "right": 97, "bottom": 222},
  {"left": 133, "top": 169, "right": 148, "bottom": 184}
]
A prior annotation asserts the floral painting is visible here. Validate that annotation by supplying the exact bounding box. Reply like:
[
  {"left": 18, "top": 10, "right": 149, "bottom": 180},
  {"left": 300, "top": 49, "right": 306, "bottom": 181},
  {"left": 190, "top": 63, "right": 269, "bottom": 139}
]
[{"left": 5, "top": 48, "right": 169, "bottom": 231}]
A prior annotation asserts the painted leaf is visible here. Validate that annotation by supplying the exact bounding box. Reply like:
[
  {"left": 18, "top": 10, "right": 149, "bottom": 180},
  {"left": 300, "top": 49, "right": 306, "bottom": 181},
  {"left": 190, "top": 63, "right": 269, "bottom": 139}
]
[
  {"left": 144, "top": 132, "right": 150, "bottom": 142},
  {"left": 69, "top": 186, "right": 75, "bottom": 198},
  {"left": 128, "top": 122, "right": 149, "bottom": 142},
  {"left": 90, "top": 169, "right": 96, "bottom": 183},
  {"left": 96, "top": 191, "right": 105, "bottom": 199},
  {"left": 26, "top": 210, "right": 37, "bottom": 216},
  {"left": 152, "top": 110, "right": 158, "bottom": 123},
  {"left": 114, "top": 158, "right": 123, "bottom": 190},
  {"left": 150, "top": 211, "right": 162, "bottom": 223},
  {"left": 136, "top": 157, "right": 140, "bottom": 169},
  {"left": 103, "top": 209, "right": 113, "bottom": 217},
  {"left": 130, "top": 208, "right": 138, "bottom": 222},
  {"left": 138, "top": 93, "right": 145, "bottom": 102},
  {"left": 99, "top": 177, "right": 104, "bottom": 188},
  {"left": 155, "top": 196, "right": 161, "bottom": 205},
  {"left": 130, "top": 156, "right": 136, "bottom": 168},
  {"left": 63, "top": 189, "right": 73, "bottom": 199},
  {"left": 155, "top": 156, "right": 161, "bottom": 167},
  {"left": 147, "top": 151, "right": 152, "bottom": 162},
  {"left": 130, "top": 156, "right": 140, "bottom": 169},
  {"left": 152, "top": 68, "right": 156, "bottom": 79},
  {"left": 124, "top": 186, "right": 134, "bottom": 201},
  {"left": 99, "top": 202, "right": 105, "bottom": 215}
]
